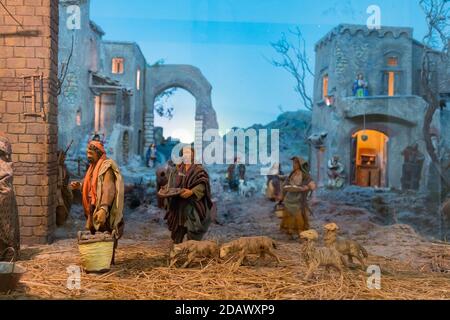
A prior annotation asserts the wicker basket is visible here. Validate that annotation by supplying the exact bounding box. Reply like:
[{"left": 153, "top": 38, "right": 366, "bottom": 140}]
[{"left": 78, "top": 231, "right": 115, "bottom": 273}]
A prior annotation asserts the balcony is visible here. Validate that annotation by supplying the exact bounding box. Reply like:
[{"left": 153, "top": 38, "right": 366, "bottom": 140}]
[{"left": 341, "top": 95, "right": 427, "bottom": 127}]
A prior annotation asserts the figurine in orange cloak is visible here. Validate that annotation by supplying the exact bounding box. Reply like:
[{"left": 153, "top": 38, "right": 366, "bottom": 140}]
[{"left": 71, "top": 140, "right": 124, "bottom": 264}]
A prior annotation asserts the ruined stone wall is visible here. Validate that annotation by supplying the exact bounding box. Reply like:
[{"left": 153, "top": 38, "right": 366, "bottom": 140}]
[
  {"left": 58, "top": 0, "right": 102, "bottom": 157},
  {"left": 100, "top": 41, "right": 147, "bottom": 157},
  {"left": 144, "top": 64, "right": 219, "bottom": 151},
  {"left": 0, "top": 0, "right": 59, "bottom": 244}
]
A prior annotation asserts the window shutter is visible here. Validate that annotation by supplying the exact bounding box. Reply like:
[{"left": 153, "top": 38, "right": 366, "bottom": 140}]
[
  {"left": 394, "top": 72, "right": 401, "bottom": 95},
  {"left": 382, "top": 72, "right": 389, "bottom": 95}
]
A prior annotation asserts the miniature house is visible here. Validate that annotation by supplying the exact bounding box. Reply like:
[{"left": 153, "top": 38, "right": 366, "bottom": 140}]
[{"left": 310, "top": 24, "right": 450, "bottom": 190}]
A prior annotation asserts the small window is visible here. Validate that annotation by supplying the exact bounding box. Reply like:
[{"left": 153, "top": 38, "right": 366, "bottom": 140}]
[
  {"left": 322, "top": 75, "right": 329, "bottom": 98},
  {"left": 388, "top": 72, "right": 395, "bottom": 96},
  {"left": 136, "top": 69, "right": 141, "bottom": 90},
  {"left": 387, "top": 57, "right": 398, "bottom": 67},
  {"left": 112, "top": 58, "right": 124, "bottom": 74},
  {"left": 94, "top": 96, "right": 101, "bottom": 132}
]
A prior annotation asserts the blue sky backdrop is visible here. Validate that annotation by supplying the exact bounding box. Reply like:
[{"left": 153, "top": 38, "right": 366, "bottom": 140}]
[{"left": 91, "top": 0, "right": 428, "bottom": 142}]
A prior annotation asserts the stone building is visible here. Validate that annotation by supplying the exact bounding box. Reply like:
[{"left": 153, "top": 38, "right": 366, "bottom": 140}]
[
  {"left": 58, "top": 0, "right": 104, "bottom": 161},
  {"left": 0, "top": 0, "right": 218, "bottom": 246},
  {"left": 0, "top": 0, "right": 59, "bottom": 244},
  {"left": 310, "top": 24, "right": 449, "bottom": 191},
  {"left": 99, "top": 41, "right": 147, "bottom": 162},
  {"left": 58, "top": 0, "right": 145, "bottom": 166},
  {"left": 58, "top": 0, "right": 218, "bottom": 169}
]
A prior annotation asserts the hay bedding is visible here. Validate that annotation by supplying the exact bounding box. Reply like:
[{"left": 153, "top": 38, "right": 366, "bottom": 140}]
[
  {"left": 1, "top": 240, "right": 449, "bottom": 300},
  {"left": 2, "top": 186, "right": 449, "bottom": 300},
  {"left": 2, "top": 190, "right": 449, "bottom": 300}
]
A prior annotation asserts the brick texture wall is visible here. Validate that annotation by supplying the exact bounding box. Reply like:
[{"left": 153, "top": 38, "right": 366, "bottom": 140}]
[{"left": 0, "top": 0, "right": 59, "bottom": 244}]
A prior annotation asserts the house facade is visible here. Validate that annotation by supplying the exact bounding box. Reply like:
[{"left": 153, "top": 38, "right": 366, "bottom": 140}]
[
  {"left": 58, "top": 0, "right": 218, "bottom": 171},
  {"left": 58, "top": 0, "right": 146, "bottom": 166},
  {"left": 310, "top": 24, "right": 449, "bottom": 191}
]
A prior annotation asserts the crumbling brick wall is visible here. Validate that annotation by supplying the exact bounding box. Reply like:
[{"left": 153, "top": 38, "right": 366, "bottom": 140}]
[{"left": 0, "top": 0, "right": 59, "bottom": 244}]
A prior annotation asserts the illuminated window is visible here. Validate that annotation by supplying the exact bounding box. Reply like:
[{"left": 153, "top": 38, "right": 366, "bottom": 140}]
[
  {"left": 76, "top": 109, "right": 81, "bottom": 126},
  {"left": 387, "top": 57, "right": 398, "bottom": 67},
  {"left": 388, "top": 72, "right": 395, "bottom": 96},
  {"left": 112, "top": 58, "right": 124, "bottom": 74},
  {"left": 322, "top": 75, "right": 329, "bottom": 99},
  {"left": 94, "top": 96, "right": 101, "bottom": 132},
  {"left": 136, "top": 69, "right": 141, "bottom": 90}
]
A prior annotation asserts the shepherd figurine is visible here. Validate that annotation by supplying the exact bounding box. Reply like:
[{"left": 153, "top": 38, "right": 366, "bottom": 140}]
[{"left": 70, "top": 140, "right": 125, "bottom": 264}]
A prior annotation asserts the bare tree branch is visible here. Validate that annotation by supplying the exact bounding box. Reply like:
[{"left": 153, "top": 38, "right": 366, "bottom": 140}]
[
  {"left": 151, "top": 59, "right": 177, "bottom": 120},
  {"left": 419, "top": 0, "right": 450, "bottom": 240},
  {"left": 151, "top": 59, "right": 166, "bottom": 67},
  {"left": 56, "top": 33, "right": 74, "bottom": 96},
  {"left": 270, "top": 26, "right": 314, "bottom": 111},
  {"left": 419, "top": 0, "right": 450, "bottom": 193},
  {"left": 155, "top": 88, "right": 176, "bottom": 120}
]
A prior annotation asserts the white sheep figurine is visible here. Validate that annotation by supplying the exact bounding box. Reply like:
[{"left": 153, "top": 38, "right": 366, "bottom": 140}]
[
  {"left": 238, "top": 179, "right": 258, "bottom": 197},
  {"left": 300, "top": 230, "right": 348, "bottom": 281}
]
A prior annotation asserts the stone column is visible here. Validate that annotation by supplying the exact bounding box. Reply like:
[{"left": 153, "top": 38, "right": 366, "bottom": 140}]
[{"left": 143, "top": 95, "right": 155, "bottom": 150}]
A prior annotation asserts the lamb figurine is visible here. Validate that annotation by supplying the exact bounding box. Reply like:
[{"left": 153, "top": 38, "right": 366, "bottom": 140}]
[
  {"left": 323, "top": 223, "right": 368, "bottom": 270},
  {"left": 238, "top": 179, "right": 257, "bottom": 198},
  {"left": 169, "top": 240, "right": 219, "bottom": 268},
  {"left": 220, "top": 236, "right": 281, "bottom": 267},
  {"left": 299, "top": 230, "right": 348, "bottom": 281}
]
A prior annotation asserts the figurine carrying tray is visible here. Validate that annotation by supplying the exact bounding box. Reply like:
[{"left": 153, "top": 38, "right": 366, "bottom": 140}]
[
  {"left": 283, "top": 185, "right": 305, "bottom": 192},
  {"left": 157, "top": 187, "right": 183, "bottom": 198}
]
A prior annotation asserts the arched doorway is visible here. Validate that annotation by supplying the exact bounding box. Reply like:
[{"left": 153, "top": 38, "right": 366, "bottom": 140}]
[
  {"left": 144, "top": 64, "right": 219, "bottom": 152},
  {"left": 153, "top": 88, "right": 196, "bottom": 163},
  {"left": 351, "top": 129, "right": 389, "bottom": 188},
  {"left": 154, "top": 88, "right": 196, "bottom": 143}
]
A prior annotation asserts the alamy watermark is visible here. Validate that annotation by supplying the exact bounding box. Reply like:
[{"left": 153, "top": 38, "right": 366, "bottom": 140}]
[
  {"left": 366, "top": 265, "right": 381, "bottom": 290},
  {"left": 367, "top": 5, "right": 381, "bottom": 30},
  {"left": 66, "top": 5, "right": 81, "bottom": 30},
  {"left": 66, "top": 265, "right": 81, "bottom": 290},
  {"left": 170, "top": 118, "right": 280, "bottom": 175}
]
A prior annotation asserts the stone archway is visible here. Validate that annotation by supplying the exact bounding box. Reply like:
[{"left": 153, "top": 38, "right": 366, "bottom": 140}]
[
  {"left": 144, "top": 65, "right": 219, "bottom": 150},
  {"left": 351, "top": 129, "right": 389, "bottom": 188}
]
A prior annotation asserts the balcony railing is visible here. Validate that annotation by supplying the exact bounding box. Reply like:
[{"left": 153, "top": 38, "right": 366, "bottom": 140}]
[{"left": 340, "top": 95, "right": 428, "bottom": 127}]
